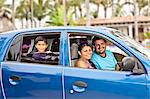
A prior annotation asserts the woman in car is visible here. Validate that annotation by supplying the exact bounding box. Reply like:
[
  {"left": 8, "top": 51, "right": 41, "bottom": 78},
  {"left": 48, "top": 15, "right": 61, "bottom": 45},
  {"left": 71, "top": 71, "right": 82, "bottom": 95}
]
[{"left": 75, "top": 43, "right": 95, "bottom": 69}]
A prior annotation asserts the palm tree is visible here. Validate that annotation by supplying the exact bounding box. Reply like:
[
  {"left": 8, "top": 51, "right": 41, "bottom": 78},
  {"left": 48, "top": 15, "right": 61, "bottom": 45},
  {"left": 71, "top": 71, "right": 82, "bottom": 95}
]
[
  {"left": 55, "top": 0, "right": 63, "bottom": 7},
  {"left": 46, "top": 6, "right": 75, "bottom": 26},
  {"left": 30, "top": 0, "right": 34, "bottom": 27},
  {"left": 33, "top": 0, "right": 52, "bottom": 27},
  {"left": 137, "top": 0, "right": 148, "bottom": 15},
  {"left": 68, "top": 0, "right": 84, "bottom": 19},
  {"left": 90, "top": 0, "right": 101, "bottom": 18},
  {"left": 47, "top": 7, "right": 64, "bottom": 26},
  {"left": 119, "top": 1, "right": 134, "bottom": 16},
  {"left": 0, "top": 0, "right": 11, "bottom": 17},
  {"left": 112, "top": 0, "right": 129, "bottom": 17},
  {"left": 12, "top": 0, "right": 15, "bottom": 26},
  {"left": 100, "top": 0, "right": 112, "bottom": 18},
  {"left": 16, "top": 0, "right": 30, "bottom": 28},
  {"left": 112, "top": 3, "right": 122, "bottom": 17}
]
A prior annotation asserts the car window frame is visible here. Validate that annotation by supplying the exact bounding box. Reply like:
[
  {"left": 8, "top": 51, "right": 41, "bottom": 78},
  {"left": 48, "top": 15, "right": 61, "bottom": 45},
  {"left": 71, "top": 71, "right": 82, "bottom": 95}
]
[
  {"left": 4, "top": 31, "right": 63, "bottom": 66},
  {"left": 66, "top": 30, "right": 146, "bottom": 73},
  {"left": 4, "top": 34, "right": 23, "bottom": 62},
  {"left": 68, "top": 32, "right": 130, "bottom": 65}
]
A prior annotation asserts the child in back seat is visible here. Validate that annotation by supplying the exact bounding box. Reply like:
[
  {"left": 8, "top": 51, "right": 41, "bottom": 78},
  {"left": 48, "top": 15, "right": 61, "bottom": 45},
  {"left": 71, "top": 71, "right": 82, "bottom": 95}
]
[{"left": 32, "top": 36, "right": 49, "bottom": 60}]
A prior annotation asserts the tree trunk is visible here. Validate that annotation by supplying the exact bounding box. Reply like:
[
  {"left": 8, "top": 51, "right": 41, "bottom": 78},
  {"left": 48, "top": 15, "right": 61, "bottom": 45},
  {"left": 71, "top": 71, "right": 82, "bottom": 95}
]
[
  {"left": 31, "top": 0, "right": 34, "bottom": 28},
  {"left": 12, "top": 0, "right": 15, "bottom": 28},
  {"left": 134, "top": 0, "right": 139, "bottom": 42},
  {"left": 96, "top": 4, "right": 100, "bottom": 18},
  {"left": 39, "top": 20, "right": 42, "bottom": 27},
  {"left": 85, "top": 0, "right": 90, "bottom": 26},
  {"left": 74, "top": 6, "right": 78, "bottom": 20},
  {"left": 63, "top": 0, "right": 67, "bottom": 26},
  {"left": 21, "top": 20, "right": 23, "bottom": 29},
  {"left": 79, "top": 7, "right": 82, "bottom": 17},
  {"left": 104, "top": 7, "right": 107, "bottom": 18}
]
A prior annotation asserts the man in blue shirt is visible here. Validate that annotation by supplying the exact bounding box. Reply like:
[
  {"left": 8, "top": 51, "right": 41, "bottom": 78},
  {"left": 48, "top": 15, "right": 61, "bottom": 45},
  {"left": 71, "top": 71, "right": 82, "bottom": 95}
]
[{"left": 91, "top": 36, "right": 120, "bottom": 71}]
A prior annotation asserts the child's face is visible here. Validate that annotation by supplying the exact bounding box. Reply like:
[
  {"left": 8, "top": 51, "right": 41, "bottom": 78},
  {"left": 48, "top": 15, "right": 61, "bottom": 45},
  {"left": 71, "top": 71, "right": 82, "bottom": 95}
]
[{"left": 35, "top": 41, "right": 48, "bottom": 52}]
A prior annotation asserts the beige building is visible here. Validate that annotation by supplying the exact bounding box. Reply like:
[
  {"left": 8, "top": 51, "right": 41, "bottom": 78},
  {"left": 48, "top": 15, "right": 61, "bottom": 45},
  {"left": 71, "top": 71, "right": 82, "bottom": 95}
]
[{"left": 80, "top": 16, "right": 150, "bottom": 42}]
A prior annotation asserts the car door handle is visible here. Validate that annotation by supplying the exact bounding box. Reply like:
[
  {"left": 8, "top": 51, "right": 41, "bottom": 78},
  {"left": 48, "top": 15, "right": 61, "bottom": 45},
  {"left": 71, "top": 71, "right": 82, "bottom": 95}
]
[
  {"left": 71, "top": 81, "right": 87, "bottom": 93},
  {"left": 9, "top": 75, "right": 21, "bottom": 85}
]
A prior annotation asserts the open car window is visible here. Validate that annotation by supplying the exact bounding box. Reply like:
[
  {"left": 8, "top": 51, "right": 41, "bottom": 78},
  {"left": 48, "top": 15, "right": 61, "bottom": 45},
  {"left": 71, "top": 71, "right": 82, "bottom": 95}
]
[
  {"left": 69, "top": 33, "right": 93, "bottom": 66},
  {"left": 68, "top": 32, "right": 128, "bottom": 69},
  {"left": 106, "top": 42, "right": 128, "bottom": 62},
  {"left": 21, "top": 33, "right": 60, "bottom": 65},
  {"left": 6, "top": 32, "right": 60, "bottom": 65}
]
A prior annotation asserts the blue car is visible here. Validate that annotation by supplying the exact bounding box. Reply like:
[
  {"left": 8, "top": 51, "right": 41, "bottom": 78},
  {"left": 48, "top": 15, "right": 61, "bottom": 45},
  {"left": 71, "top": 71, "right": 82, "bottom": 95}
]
[{"left": 0, "top": 26, "right": 150, "bottom": 99}]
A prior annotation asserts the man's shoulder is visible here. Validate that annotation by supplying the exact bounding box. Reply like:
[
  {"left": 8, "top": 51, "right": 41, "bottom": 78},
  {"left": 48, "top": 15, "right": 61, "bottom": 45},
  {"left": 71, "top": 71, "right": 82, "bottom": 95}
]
[
  {"left": 91, "top": 52, "right": 97, "bottom": 60},
  {"left": 92, "top": 52, "right": 98, "bottom": 57},
  {"left": 106, "top": 50, "right": 113, "bottom": 54},
  {"left": 91, "top": 52, "right": 101, "bottom": 62}
]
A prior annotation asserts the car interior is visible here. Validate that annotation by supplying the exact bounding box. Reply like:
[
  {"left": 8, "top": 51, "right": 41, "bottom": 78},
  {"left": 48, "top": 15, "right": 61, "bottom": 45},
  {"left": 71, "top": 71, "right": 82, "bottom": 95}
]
[
  {"left": 21, "top": 33, "right": 60, "bottom": 65},
  {"left": 68, "top": 33, "right": 127, "bottom": 67},
  {"left": 5, "top": 32, "right": 145, "bottom": 73},
  {"left": 5, "top": 33, "right": 62, "bottom": 65}
]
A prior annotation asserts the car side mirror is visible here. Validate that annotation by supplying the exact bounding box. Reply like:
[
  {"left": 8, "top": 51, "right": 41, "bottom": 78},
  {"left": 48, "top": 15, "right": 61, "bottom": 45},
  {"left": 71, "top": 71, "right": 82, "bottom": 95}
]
[{"left": 121, "top": 57, "right": 145, "bottom": 75}]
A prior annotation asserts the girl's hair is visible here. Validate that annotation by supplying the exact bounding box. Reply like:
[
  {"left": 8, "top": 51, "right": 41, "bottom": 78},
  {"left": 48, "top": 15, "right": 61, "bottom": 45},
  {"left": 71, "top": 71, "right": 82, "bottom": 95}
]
[
  {"left": 34, "top": 36, "right": 47, "bottom": 45},
  {"left": 78, "top": 43, "right": 91, "bottom": 52}
]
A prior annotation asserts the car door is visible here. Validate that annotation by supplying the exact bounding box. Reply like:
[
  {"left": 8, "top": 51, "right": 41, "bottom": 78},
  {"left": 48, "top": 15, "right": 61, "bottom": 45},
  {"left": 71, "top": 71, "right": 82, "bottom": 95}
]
[
  {"left": 1, "top": 32, "right": 63, "bottom": 99},
  {"left": 64, "top": 68, "right": 147, "bottom": 99},
  {"left": 64, "top": 31, "right": 147, "bottom": 99}
]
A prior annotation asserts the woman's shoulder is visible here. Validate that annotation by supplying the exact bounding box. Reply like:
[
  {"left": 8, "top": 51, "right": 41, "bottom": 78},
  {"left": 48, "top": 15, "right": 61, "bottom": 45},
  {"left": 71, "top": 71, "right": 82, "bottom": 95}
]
[
  {"left": 75, "top": 59, "right": 86, "bottom": 68},
  {"left": 75, "top": 59, "right": 84, "bottom": 65}
]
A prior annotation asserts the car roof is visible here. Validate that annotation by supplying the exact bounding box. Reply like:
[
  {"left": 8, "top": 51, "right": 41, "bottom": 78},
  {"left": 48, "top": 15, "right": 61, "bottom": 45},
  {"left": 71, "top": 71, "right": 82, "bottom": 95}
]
[{"left": 0, "top": 26, "right": 114, "bottom": 36}]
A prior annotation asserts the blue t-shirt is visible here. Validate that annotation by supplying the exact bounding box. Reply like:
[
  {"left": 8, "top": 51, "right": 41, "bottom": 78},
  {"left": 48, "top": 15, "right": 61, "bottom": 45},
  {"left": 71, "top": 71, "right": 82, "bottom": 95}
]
[{"left": 91, "top": 50, "right": 117, "bottom": 70}]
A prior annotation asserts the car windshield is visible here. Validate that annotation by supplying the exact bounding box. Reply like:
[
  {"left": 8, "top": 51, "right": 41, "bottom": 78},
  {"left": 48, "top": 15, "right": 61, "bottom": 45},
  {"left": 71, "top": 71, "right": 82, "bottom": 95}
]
[{"left": 107, "top": 28, "right": 150, "bottom": 60}]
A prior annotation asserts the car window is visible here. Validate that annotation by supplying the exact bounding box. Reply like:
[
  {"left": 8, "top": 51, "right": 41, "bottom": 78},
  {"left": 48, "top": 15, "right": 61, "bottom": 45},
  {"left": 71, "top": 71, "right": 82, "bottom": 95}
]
[
  {"left": 6, "top": 36, "right": 22, "bottom": 61},
  {"left": 106, "top": 42, "right": 128, "bottom": 62},
  {"left": 5, "top": 33, "right": 60, "bottom": 65},
  {"left": 68, "top": 32, "right": 129, "bottom": 71},
  {"left": 69, "top": 33, "right": 93, "bottom": 67},
  {"left": 109, "top": 29, "right": 150, "bottom": 60}
]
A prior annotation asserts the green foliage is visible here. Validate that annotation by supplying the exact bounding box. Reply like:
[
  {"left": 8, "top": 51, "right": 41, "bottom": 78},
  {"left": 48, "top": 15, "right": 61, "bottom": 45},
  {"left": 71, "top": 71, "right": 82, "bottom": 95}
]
[
  {"left": 49, "top": 7, "right": 64, "bottom": 26},
  {"left": 138, "top": 0, "right": 148, "bottom": 11},
  {"left": 16, "top": 1, "right": 27, "bottom": 19},
  {"left": 1, "top": 0, "right": 149, "bottom": 27},
  {"left": 144, "top": 32, "right": 150, "bottom": 38},
  {"left": 33, "top": 0, "right": 51, "bottom": 21},
  {"left": 46, "top": 6, "right": 75, "bottom": 26},
  {"left": 0, "top": 0, "right": 4, "bottom": 9},
  {"left": 113, "top": 4, "right": 122, "bottom": 17}
]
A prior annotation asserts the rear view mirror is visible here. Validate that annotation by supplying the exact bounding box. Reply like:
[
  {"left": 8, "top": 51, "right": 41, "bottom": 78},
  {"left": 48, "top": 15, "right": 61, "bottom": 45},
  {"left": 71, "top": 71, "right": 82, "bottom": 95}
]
[{"left": 121, "top": 57, "right": 145, "bottom": 74}]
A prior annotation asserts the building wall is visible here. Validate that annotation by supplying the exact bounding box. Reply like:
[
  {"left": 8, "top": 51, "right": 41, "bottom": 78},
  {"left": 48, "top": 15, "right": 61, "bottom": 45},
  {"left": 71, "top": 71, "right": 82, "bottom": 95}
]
[{"left": 95, "top": 23, "right": 150, "bottom": 42}]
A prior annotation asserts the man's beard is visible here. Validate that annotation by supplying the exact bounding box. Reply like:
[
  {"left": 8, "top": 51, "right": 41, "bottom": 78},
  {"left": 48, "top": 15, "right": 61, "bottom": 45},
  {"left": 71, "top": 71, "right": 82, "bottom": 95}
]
[{"left": 96, "top": 50, "right": 105, "bottom": 55}]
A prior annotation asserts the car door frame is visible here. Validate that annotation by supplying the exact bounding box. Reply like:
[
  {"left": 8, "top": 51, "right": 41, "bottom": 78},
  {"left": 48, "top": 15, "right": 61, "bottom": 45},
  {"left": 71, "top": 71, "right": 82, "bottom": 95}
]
[
  {"left": 1, "top": 29, "right": 67, "bottom": 99},
  {"left": 64, "top": 29, "right": 148, "bottom": 99}
]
